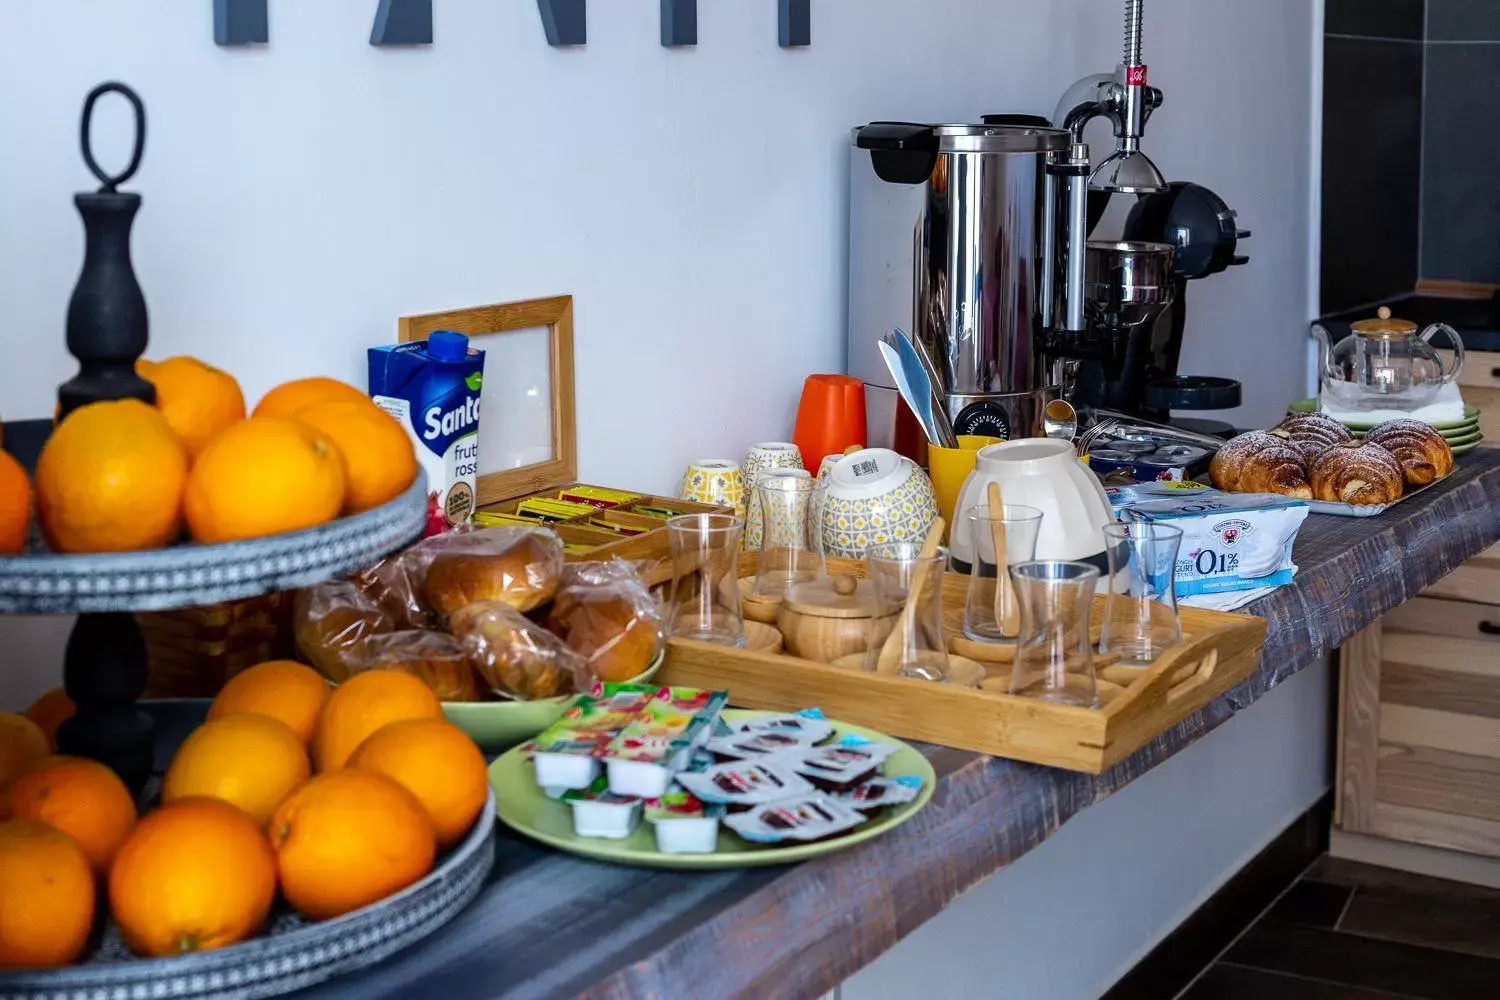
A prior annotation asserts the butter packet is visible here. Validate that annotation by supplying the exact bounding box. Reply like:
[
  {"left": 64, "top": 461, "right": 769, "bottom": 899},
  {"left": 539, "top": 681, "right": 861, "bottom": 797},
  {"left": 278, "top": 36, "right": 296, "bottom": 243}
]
[
  {"left": 723, "top": 794, "right": 867, "bottom": 844},
  {"left": 676, "top": 759, "right": 814, "bottom": 806},
  {"left": 727, "top": 708, "right": 832, "bottom": 747},
  {"left": 706, "top": 730, "right": 810, "bottom": 761},
  {"left": 1122, "top": 490, "right": 1310, "bottom": 597},
  {"left": 834, "top": 775, "right": 924, "bottom": 814},
  {"left": 787, "top": 735, "right": 896, "bottom": 792}
]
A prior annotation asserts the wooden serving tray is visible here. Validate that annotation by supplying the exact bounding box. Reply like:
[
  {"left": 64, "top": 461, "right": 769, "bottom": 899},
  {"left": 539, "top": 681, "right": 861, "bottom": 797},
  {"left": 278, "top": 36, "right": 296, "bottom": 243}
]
[{"left": 657, "top": 558, "right": 1266, "bottom": 773}]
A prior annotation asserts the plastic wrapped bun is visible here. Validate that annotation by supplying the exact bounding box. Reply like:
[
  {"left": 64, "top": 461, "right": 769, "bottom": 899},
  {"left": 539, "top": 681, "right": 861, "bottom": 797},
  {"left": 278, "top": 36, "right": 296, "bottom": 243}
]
[
  {"left": 421, "top": 527, "right": 565, "bottom": 617},
  {"left": 293, "top": 579, "right": 392, "bottom": 683},
  {"left": 357, "top": 630, "right": 482, "bottom": 702},
  {"left": 545, "top": 560, "right": 665, "bottom": 683},
  {"left": 350, "top": 552, "right": 437, "bottom": 631},
  {"left": 449, "top": 601, "right": 594, "bottom": 701}
]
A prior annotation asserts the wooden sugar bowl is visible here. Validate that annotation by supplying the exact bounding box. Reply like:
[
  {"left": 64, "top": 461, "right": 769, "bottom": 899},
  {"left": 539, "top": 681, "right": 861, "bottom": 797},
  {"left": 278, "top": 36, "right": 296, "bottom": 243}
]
[{"left": 777, "top": 573, "right": 899, "bottom": 664}]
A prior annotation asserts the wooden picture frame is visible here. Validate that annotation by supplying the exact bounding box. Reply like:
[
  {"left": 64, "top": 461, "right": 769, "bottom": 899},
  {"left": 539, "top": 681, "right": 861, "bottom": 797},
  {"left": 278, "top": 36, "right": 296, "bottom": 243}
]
[{"left": 398, "top": 295, "right": 577, "bottom": 507}]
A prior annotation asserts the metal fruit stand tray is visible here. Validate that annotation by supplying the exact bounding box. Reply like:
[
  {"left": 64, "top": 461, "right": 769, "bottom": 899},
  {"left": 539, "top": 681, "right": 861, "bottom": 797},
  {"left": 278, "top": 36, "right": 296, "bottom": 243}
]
[{"left": 0, "top": 82, "right": 494, "bottom": 999}]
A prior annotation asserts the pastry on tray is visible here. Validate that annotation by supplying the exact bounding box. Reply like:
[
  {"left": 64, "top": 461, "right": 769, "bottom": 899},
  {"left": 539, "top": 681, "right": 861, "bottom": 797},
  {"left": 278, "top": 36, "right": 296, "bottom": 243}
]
[
  {"left": 1308, "top": 440, "right": 1405, "bottom": 506},
  {"left": 1209, "top": 431, "right": 1313, "bottom": 499},
  {"left": 1363, "top": 418, "right": 1455, "bottom": 487},
  {"left": 1271, "top": 412, "right": 1353, "bottom": 465}
]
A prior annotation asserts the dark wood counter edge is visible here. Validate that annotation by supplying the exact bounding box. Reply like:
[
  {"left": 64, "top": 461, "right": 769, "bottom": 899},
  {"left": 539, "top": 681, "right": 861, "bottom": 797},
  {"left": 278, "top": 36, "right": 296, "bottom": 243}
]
[{"left": 577, "top": 450, "right": 1500, "bottom": 1000}]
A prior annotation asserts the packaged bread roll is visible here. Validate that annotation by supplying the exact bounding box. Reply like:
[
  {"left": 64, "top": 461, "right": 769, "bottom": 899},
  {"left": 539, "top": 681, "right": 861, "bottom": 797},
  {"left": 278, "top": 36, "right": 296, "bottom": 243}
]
[
  {"left": 545, "top": 560, "right": 665, "bottom": 683},
  {"left": 420, "top": 526, "right": 565, "bottom": 616},
  {"left": 293, "top": 579, "right": 393, "bottom": 682},
  {"left": 357, "top": 630, "right": 481, "bottom": 702},
  {"left": 450, "top": 601, "right": 594, "bottom": 701}
]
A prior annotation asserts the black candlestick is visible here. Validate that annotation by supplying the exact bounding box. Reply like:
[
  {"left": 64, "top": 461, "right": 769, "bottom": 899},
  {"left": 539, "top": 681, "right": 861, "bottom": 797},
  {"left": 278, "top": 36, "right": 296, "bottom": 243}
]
[
  {"left": 57, "top": 82, "right": 154, "bottom": 421},
  {"left": 52, "top": 82, "right": 157, "bottom": 793}
]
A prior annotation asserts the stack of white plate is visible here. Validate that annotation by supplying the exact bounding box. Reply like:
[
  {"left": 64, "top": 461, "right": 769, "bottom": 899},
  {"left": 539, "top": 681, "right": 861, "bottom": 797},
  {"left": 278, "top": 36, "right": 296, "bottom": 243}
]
[{"left": 1285, "top": 400, "right": 1484, "bottom": 455}]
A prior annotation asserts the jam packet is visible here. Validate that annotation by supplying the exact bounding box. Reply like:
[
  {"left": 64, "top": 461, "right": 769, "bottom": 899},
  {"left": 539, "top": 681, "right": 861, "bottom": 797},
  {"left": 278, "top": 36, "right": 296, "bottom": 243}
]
[
  {"left": 562, "top": 778, "right": 643, "bottom": 840},
  {"left": 727, "top": 708, "right": 833, "bottom": 747},
  {"left": 834, "top": 775, "right": 924, "bottom": 814},
  {"left": 676, "top": 759, "right": 813, "bottom": 806},
  {"left": 603, "top": 686, "right": 728, "bottom": 798},
  {"left": 523, "top": 684, "right": 660, "bottom": 789},
  {"left": 723, "top": 794, "right": 867, "bottom": 844},
  {"left": 787, "top": 735, "right": 897, "bottom": 792},
  {"left": 644, "top": 789, "right": 725, "bottom": 855}
]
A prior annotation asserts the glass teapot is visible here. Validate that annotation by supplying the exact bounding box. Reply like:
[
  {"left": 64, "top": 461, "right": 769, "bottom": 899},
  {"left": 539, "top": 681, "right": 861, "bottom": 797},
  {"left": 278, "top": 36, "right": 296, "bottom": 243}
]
[{"left": 1311, "top": 307, "right": 1465, "bottom": 411}]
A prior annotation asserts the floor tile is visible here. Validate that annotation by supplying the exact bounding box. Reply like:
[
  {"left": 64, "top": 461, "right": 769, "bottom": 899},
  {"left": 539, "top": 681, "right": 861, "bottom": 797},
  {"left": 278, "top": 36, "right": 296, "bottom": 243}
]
[
  {"left": 1182, "top": 964, "right": 1421, "bottom": 1000},
  {"left": 1264, "top": 879, "right": 1354, "bottom": 929}
]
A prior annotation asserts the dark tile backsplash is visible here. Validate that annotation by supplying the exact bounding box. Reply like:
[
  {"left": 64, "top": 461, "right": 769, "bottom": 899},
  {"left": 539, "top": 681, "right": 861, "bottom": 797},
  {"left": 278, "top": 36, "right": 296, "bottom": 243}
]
[
  {"left": 1422, "top": 43, "right": 1500, "bottom": 281},
  {"left": 1321, "top": 37, "right": 1423, "bottom": 311},
  {"left": 1428, "top": 0, "right": 1500, "bottom": 41},
  {"left": 1327, "top": 0, "right": 1426, "bottom": 40}
]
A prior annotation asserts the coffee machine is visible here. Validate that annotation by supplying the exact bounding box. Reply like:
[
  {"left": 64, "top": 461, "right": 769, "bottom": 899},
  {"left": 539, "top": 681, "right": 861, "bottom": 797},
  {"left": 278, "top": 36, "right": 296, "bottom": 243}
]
[{"left": 846, "top": 0, "right": 1249, "bottom": 448}]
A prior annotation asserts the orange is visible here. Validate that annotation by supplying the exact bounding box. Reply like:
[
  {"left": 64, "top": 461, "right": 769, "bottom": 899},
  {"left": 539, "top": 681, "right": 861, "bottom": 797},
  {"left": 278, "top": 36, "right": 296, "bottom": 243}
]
[
  {"left": 138, "top": 355, "right": 246, "bottom": 459},
  {"left": 270, "top": 770, "right": 435, "bottom": 920},
  {"left": 294, "top": 400, "right": 417, "bottom": 514},
  {"left": 0, "top": 819, "right": 95, "bottom": 969},
  {"left": 161, "top": 714, "right": 310, "bottom": 827},
  {"left": 109, "top": 797, "right": 276, "bottom": 957},
  {"left": 253, "top": 377, "right": 369, "bottom": 420},
  {"left": 183, "top": 417, "right": 346, "bottom": 544},
  {"left": 348, "top": 719, "right": 488, "bottom": 849},
  {"left": 35, "top": 399, "right": 188, "bottom": 554},
  {"left": 3, "top": 756, "right": 137, "bottom": 874},
  {"left": 23, "top": 688, "right": 76, "bottom": 752},
  {"left": 0, "top": 449, "right": 30, "bottom": 555},
  {"left": 313, "top": 669, "right": 443, "bottom": 772},
  {"left": 209, "top": 660, "right": 329, "bottom": 744},
  {"left": 0, "top": 713, "right": 48, "bottom": 788}
]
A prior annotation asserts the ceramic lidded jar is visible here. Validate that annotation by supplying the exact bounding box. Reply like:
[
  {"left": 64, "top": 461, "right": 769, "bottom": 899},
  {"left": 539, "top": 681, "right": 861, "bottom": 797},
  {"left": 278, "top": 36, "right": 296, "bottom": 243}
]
[
  {"left": 777, "top": 573, "right": 899, "bottom": 664},
  {"left": 950, "top": 439, "right": 1111, "bottom": 568},
  {"left": 818, "top": 448, "right": 939, "bottom": 560}
]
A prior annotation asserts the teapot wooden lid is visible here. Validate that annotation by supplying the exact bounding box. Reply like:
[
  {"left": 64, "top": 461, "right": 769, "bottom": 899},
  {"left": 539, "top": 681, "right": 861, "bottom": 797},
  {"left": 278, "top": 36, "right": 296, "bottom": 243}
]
[
  {"left": 1351, "top": 306, "right": 1417, "bottom": 336},
  {"left": 783, "top": 573, "right": 897, "bottom": 619}
]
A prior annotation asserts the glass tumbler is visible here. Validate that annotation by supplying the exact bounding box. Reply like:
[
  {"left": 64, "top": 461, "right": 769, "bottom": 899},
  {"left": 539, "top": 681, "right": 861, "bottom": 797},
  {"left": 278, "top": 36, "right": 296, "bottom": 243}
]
[
  {"left": 1009, "top": 561, "right": 1101, "bottom": 707},
  {"left": 1099, "top": 522, "right": 1184, "bottom": 664},
  {"left": 961, "top": 503, "right": 1044, "bottom": 642},
  {"left": 753, "top": 471, "right": 824, "bottom": 598},
  {"left": 865, "top": 543, "right": 948, "bottom": 682},
  {"left": 666, "top": 514, "right": 746, "bottom": 646}
]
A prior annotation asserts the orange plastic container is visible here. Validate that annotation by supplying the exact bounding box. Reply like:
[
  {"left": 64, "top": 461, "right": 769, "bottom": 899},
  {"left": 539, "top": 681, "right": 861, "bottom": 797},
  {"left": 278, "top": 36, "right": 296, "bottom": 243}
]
[{"left": 792, "top": 374, "right": 867, "bottom": 469}]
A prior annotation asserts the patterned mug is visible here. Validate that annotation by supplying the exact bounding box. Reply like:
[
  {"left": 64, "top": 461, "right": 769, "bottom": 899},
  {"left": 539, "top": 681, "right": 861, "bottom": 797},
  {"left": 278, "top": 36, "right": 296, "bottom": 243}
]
[
  {"left": 742, "top": 442, "right": 805, "bottom": 549},
  {"left": 819, "top": 448, "right": 939, "bottom": 560},
  {"left": 680, "top": 459, "right": 745, "bottom": 511}
]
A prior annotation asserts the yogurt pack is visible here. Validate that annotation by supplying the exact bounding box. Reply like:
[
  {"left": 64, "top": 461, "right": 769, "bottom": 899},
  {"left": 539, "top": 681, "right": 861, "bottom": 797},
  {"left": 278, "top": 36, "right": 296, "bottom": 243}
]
[
  {"left": 368, "top": 330, "right": 485, "bottom": 535},
  {"left": 1120, "top": 490, "right": 1310, "bottom": 596}
]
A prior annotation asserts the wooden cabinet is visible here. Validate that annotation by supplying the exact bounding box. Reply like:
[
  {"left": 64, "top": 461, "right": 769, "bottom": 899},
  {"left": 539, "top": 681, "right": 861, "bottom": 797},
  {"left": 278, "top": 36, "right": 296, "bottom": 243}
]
[{"left": 1338, "top": 539, "right": 1500, "bottom": 867}]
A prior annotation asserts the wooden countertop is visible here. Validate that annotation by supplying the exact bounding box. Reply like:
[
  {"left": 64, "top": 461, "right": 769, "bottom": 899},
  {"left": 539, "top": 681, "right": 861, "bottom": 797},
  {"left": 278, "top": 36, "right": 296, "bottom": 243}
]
[{"left": 301, "top": 448, "right": 1500, "bottom": 1000}]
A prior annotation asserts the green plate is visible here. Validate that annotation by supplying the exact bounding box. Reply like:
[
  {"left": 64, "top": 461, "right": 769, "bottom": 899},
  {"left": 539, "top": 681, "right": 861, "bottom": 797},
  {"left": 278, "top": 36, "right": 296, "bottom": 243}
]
[
  {"left": 489, "top": 709, "right": 937, "bottom": 869},
  {"left": 1287, "top": 398, "right": 1480, "bottom": 431},
  {"left": 444, "top": 655, "right": 662, "bottom": 752},
  {"left": 1453, "top": 437, "right": 1485, "bottom": 456},
  {"left": 1349, "top": 424, "right": 1481, "bottom": 441}
]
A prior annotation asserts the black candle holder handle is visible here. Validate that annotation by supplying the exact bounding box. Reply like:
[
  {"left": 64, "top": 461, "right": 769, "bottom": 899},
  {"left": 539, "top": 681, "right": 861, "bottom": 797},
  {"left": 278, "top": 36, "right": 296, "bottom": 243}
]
[{"left": 80, "top": 81, "right": 146, "bottom": 194}]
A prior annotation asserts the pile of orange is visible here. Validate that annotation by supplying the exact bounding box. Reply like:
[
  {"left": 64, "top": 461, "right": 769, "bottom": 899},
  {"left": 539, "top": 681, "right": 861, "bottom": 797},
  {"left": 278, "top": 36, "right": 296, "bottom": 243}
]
[
  {"left": 0, "top": 366, "right": 416, "bottom": 557},
  {"left": 0, "top": 660, "right": 487, "bottom": 970}
]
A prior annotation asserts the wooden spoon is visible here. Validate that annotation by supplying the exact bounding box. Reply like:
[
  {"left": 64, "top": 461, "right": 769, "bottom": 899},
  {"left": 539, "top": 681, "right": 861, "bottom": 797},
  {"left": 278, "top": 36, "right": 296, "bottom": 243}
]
[
  {"left": 875, "top": 517, "right": 945, "bottom": 675},
  {"left": 987, "top": 481, "right": 1019, "bottom": 636}
]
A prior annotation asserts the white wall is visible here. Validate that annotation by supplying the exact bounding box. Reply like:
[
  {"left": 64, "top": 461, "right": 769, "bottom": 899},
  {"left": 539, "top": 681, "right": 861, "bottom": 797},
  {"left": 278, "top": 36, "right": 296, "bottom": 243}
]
[{"left": 0, "top": 1, "right": 1315, "bottom": 703}]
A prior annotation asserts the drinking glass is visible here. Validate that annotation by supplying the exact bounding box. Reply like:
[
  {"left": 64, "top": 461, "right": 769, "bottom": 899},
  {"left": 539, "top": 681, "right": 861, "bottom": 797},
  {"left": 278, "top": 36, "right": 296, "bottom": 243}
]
[
  {"left": 753, "top": 472, "right": 824, "bottom": 598},
  {"left": 1099, "top": 522, "right": 1184, "bottom": 663},
  {"left": 666, "top": 514, "right": 746, "bottom": 646},
  {"left": 866, "top": 543, "right": 948, "bottom": 682},
  {"left": 1009, "top": 561, "right": 1100, "bottom": 707},
  {"left": 961, "top": 503, "right": 1044, "bottom": 642}
]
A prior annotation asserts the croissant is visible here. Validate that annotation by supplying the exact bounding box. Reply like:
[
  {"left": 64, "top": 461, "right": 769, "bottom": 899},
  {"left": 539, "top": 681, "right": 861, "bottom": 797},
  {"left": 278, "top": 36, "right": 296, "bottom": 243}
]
[
  {"left": 1273, "top": 412, "right": 1353, "bottom": 465},
  {"left": 1209, "top": 432, "right": 1313, "bottom": 498},
  {"left": 1364, "top": 418, "right": 1454, "bottom": 487},
  {"left": 1309, "top": 440, "right": 1405, "bottom": 505}
]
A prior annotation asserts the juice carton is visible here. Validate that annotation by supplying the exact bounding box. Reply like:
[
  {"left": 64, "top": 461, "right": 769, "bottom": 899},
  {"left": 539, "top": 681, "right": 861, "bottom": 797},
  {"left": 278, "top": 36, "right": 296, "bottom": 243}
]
[{"left": 368, "top": 330, "right": 484, "bottom": 535}]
